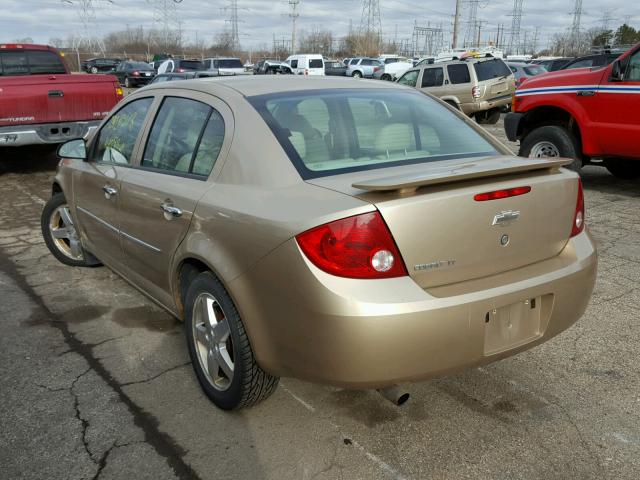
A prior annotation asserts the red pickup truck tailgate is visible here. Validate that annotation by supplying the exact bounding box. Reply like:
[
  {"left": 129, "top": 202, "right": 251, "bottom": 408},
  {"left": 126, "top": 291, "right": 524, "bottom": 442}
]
[{"left": 0, "top": 74, "right": 120, "bottom": 127}]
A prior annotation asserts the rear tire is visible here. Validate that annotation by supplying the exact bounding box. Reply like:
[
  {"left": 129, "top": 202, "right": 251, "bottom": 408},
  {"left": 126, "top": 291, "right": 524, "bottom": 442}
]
[
  {"left": 475, "top": 108, "right": 501, "bottom": 125},
  {"left": 605, "top": 159, "right": 640, "bottom": 179},
  {"left": 352, "top": 71, "right": 363, "bottom": 78},
  {"left": 519, "top": 125, "right": 582, "bottom": 172},
  {"left": 185, "top": 272, "right": 279, "bottom": 410},
  {"left": 90, "top": 66, "right": 98, "bottom": 74},
  {"left": 444, "top": 100, "right": 460, "bottom": 110},
  {"left": 41, "top": 193, "right": 100, "bottom": 267},
  {"left": 381, "top": 74, "right": 392, "bottom": 81}
]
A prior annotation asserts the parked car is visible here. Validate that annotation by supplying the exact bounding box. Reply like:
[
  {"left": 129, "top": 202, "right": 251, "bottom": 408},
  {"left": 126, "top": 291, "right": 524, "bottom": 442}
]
[
  {"left": 323, "top": 59, "right": 347, "bottom": 76},
  {"left": 157, "top": 58, "right": 205, "bottom": 74},
  {"left": 531, "top": 57, "right": 574, "bottom": 72},
  {"left": 373, "top": 56, "right": 414, "bottom": 81},
  {"left": 82, "top": 57, "right": 120, "bottom": 74},
  {"left": 253, "top": 59, "right": 282, "bottom": 75},
  {"left": 203, "top": 57, "right": 250, "bottom": 76},
  {"left": 114, "top": 61, "right": 156, "bottom": 87},
  {"left": 507, "top": 62, "right": 547, "bottom": 87},
  {"left": 347, "top": 57, "right": 383, "bottom": 78},
  {"left": 0, "top": 43, "right": 123, "bottom": 148},
  {"left": 396, "top": 57, "right": 516, "bottom": 124},
  {"left": 150, "top": 71, "right": 219, "bottom": 84},
  {"left": 43, "top": 76, "right": 596, "bottom": 411},
  {"left": 342, "top": 58, "right": 352, "bottom": 66},
  {"left": 560, "top": 52, "right": 621, "bottom": 70},
  {"left": 285, "top": 54, "right": 325, "bottom": 76},
  {"left": 415, "top": 57, "right": 435, "bottom": 67},
  {"left": 506, "top": 42, "right": 640, "bottom": 178}
]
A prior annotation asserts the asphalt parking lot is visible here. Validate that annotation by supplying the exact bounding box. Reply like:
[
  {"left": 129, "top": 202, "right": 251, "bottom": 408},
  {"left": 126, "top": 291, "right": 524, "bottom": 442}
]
[{"left": 1, "top": 121, "right": 639, "bottom": 480}]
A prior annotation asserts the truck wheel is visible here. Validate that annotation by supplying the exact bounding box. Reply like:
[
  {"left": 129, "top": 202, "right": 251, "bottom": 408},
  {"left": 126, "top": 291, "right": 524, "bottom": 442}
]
[
  {"left": 41, "top": 193, "right": 101, "bottom": 268},
  {"left": 185, "top": 272, "right": 279, "bottom": 410},
  {"left": 475, "top": 108, "right": 501, "bottom": 125},
  {"left": 519, "top": 125, "right": 582, "bottom": 172},
  {"left": 604, "top": 159, "right": 640, "bottom": 179},
  {"left": 90, "top": 66, "right": 98, "bottom": 74}
]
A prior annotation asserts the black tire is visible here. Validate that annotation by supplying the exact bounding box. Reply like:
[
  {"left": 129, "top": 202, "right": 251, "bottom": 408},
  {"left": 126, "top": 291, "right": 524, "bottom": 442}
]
[
  {"left": 352, "top": 71, "right": 363, "bottom": 78},
  {"left": 444, "top": 100, "right": 460, "bottom": 110},
  {"left": 518, "top": 125, "right": 582, "bottom": 172},
  {"left": 185, "top": 272, "right": 279, "bottom": 410},
  {"left": 475, "top": 108, "right": 501, "bottom": 125},
  {"left": 604, "top": 159, "right": 640, "bottom": 179},
  {"left": 41, "top": 193, "right": 99, "bottom": 267},
  {"left": 381, "top": 74, "right": 392, "bottom": 81},
  {"left": 90, "top": 66, "right": 98, "bottom": 74},
  {"left": 124, "top": 77, "right": 131, "bottom": 88}
]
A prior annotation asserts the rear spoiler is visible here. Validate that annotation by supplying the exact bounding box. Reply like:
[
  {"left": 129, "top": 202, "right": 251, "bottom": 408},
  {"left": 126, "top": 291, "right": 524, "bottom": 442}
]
[{"left": 352, "top": 156, "right": 572, "bottom": 192}]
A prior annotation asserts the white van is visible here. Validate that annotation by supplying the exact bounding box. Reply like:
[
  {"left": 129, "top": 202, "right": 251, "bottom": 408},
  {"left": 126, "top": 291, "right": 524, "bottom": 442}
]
[{"left": 285, "top": 54, "right": 325, "bottom": 76}]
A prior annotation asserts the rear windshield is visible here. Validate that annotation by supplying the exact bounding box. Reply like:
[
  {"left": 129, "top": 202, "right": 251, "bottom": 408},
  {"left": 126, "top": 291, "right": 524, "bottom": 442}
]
[
  {"left": 180, "top": 60, "right": 205, "bottom": 70},
  {"left": 473, "top": 59, "right": 511, "bottom": 81},
  {"left": 129, "top": 62, "right": 152, "bottom": 69},
  {"left": 524, "top": 65, "right": 546, "bottom": 76},
  {"left": 218, "top": 59, "right": 243, "bottom": 68},
  {"left": 0, "top": 50, "right": 66, "bottom": 76},
  {"left": 249, "top": 89, "right": 497, "bottom": 179},
  {"left": 309, "top": 59, "right": 324, "bottom": 69}
]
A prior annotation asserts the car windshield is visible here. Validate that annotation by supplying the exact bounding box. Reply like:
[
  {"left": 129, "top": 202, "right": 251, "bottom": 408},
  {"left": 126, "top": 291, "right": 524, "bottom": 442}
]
[
  {"left": 524, "top": 65, "right": 546, "bottom": 76},
  {"left": 474, "top": 59, "right": 511, "bottom": 81},
  {"left": 218, "top": 59, "right": 243, "bottom": 68},
  {"left": 249, "top": 89, "right": 497, "bottom": 179}
]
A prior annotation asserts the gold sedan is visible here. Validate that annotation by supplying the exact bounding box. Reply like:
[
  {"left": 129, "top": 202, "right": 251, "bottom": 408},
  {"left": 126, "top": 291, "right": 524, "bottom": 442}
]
[{"left": 42, "top": 77, "right": 597, "bottom": 410}]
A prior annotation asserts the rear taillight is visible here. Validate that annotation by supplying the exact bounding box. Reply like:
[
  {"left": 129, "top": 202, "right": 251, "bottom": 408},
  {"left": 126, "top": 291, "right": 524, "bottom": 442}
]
[
  {"left": 374, "top": 67, "right": 381, "bottom": 73},
  {"left": 570, "top": 179, "right": 585, "bottom": 237},
  {"left": 177, "top": 68, "right": 185, "bottom": 73},
  {"left": 472, "top": 86, "right": 481, "bottom": 98},
  {"left": 295, "top": 212, "right": 407, "bottom": 279},
  {"left": 474, "top": 186, "right": 531, "bottom": 201}
]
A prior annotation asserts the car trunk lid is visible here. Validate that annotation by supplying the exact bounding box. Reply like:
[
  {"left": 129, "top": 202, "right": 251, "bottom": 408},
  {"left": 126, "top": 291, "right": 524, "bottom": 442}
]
[{"left": 307, "top": 156, "right": 579, "bottom": 288}]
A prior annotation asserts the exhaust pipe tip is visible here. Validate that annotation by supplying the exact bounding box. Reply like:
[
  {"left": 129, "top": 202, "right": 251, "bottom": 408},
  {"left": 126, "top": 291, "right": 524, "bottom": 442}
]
[{"left": 376, "top": 386, "right": 410, "bottom": 406}]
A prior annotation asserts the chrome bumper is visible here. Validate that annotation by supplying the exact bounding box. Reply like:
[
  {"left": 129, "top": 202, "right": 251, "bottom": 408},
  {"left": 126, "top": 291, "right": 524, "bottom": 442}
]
[{"left": 0, "top": 121, "right": 100, "bottom": 147}]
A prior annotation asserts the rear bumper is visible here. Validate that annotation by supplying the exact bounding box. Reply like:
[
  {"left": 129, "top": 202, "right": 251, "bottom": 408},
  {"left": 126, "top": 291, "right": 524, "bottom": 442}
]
[
  {"left": 0, "top": 121, "right": 101, "bottom": 147},
  {"left": 461, "top": 94, "right": 513, "bottom": 115},
  {"left": 504, "top": 112, "right": 525, "bottom": 141},
  {"left": 231, "top": 230, "right": 597, "bottom": 389}
]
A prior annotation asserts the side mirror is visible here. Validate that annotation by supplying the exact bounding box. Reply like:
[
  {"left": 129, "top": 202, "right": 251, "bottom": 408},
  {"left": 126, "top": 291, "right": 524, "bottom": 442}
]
[
  {"left": 57, "top": 138, "right": 87, "bottom": 160},
  {"left": 611, "top": 60, "right": 625, "bottom": 82}
]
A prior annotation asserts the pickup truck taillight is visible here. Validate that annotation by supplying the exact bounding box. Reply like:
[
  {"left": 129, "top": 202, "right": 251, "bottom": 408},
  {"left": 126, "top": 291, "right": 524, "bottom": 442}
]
[{"left": 472, "top": 86, "right": 481, "bottom": 98}]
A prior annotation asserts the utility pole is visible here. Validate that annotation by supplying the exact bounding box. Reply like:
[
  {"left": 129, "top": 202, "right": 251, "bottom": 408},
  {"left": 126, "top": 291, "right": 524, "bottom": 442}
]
[
  {"left": 452, "top": 0, "right": 461, "bottom": 49},
  {"left": 289, "top": 0, "right": 300, "bottom": 54}
]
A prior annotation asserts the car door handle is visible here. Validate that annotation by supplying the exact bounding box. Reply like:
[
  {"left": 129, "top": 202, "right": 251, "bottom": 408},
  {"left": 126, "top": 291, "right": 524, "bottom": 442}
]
[
  {"left": 160, "top": 203, "right": 182, "bottom": 217},
  {"left": 48, "top": 90, "right": 64, "bottom": 97},
  {"left": 102, "top": 186, "right": 118, "bottom": 198}
]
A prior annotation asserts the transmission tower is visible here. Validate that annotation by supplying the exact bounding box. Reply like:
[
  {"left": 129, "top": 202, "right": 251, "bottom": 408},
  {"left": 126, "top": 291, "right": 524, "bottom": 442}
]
[
  {"left": 359, "top": 0, "right": 382, "bottom": 54},
  {"left": 289, "top": 0, "right": 300, "bottom": 54},
  {"left": 62, "top": 0, "right": 112, "bottom": 54},
  {"left": 224, "top": 0, "right": 240, "bottom": 52},
  {"left": 147, "top": 0, "right": 182, "bottom": 50},
  {"left": 412, "top": 21, "right": 445, "bottom": 57},
  {"left": 567, "top": 0, "right": 583, "bottom": 55},
  {"left": 507, "top": 0, "right": 524, "bottom": 55},
  {"left": 463, "top": 0, "right": 484, "bottom": 49}
]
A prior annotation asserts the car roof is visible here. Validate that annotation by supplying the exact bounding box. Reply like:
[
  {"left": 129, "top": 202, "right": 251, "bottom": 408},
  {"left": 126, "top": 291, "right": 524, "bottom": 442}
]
[{"left": 141, "top": 75, "right": 402, "bottom": 97}]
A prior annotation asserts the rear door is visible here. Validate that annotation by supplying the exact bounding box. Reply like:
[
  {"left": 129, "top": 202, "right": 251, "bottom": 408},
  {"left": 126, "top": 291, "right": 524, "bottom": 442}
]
[
  {"left": 118, "top": 92, "right": 232, "bottom": 305},
  {"left": 445, "top": 63, "right": 472, "bottom": 105},
  {"left": 594, "top": 48, "right": 640, "bottom": 158},
  {"left": 73, "top": 96, "right": 155, "bottom": 268}
]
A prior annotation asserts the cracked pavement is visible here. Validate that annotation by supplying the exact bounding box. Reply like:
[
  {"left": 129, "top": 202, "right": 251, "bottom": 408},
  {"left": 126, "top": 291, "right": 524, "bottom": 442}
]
[{"left": 1, "top": 124, "right": 639, "bottom": 480}]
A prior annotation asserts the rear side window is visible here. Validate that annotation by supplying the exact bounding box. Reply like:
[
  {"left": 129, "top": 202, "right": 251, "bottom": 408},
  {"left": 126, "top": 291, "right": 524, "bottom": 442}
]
[
  {"left": 361, "top": 59, "right": 373, "bottom": 66},
  {"left": 421, "top": 68, "right": 444, "bottom": 87},
  {"left": 250, "top": 89, "right": 496, "bottom": 179},
  {"left": 192, "top": 111, "right": 226, "bottom": 176},
  {"left": 94, "top": 98, "right": 153, "bottom": 165},
  {"left": 0, "top": 50, "right": 66, "bottom": 75},
  {"left": 180, "top": 60, "right": 204, "bottom": 70},
  {"left": 0, "top": 51, "right": 29, "bottom": 75},
  {"left": 473, "top": 59, "right": 511, "bottom": 81},
  {"left": 447, "top": 64, "right": 471, "bottom": 84},
  {"left": 218, "top": 59, "right": 243, "bottom": 68},
  {"left": 309, "top": 59, "right": 323, "bottom": 69}
]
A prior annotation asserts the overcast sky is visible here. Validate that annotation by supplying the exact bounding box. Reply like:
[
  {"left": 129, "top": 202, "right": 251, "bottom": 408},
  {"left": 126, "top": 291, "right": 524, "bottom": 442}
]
[{"left": 2, "top": 0, "right": 639, "bottom": 52}]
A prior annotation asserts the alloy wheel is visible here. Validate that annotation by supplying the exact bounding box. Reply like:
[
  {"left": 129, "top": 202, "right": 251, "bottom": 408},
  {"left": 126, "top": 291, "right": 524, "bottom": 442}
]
[
  {"left": 192, "top": 293, "right": 235, "bottom": 391},
  {"left": 49, "top": 205, "right": 83, "bottom": 261}
]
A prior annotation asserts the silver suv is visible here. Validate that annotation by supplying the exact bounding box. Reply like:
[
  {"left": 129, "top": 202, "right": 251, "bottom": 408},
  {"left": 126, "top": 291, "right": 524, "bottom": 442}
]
[
  {"left": 347, "top": 57, "right": 383, "bottom": 78},
  {"left": 396, "top": 57, "right": 516, "bottom": 124}
]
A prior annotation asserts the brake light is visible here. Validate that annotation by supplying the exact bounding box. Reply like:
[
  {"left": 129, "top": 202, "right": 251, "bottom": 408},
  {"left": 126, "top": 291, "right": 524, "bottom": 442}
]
[
  {"left": 472, "top": 86, "right": 481, "bottom": 98},
  {"left": 570, "top": 179, "right": 585, "bottom": 237},
  {"left": 177, "top": 68, "right": 185, "bottom": 73},
  {"left": 295, "top": 212, "right": 407, "bottom": 279},
  {"left": 132, "top": 70, "right": 140, "bottom": 76},
  {"left": 474, "top": 186, "right": 531, "bottom": 201}
]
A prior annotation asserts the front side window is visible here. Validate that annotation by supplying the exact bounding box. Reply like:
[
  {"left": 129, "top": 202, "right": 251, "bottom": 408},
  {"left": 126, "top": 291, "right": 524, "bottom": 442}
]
[
  {"left": 94, "top": 98, "right": 153, "bottom": 164},
  {"left": 291, "top": 59, "right": 299, "bottom": 68},
  {"left": 447, "top": 64, "right": 471, "bottom": 84},
  {"left": 250, "top": 89, "right": 497, "bottom": 179},
  {"left": 566, "top": 58, "right": 593, "bottom": 69},
  {"left": 397, "top": 70, "right": 419, "bottom": 87},
  {"left": 141, "top": 97, "right": 225, "bottom": 177},
  {"left": 625, "top": 50, "right": 640, "bottom": 81},
  {"left": 421, "top": 67, "right": 444, "bottom": 87},
  {"left": 361, "top": 59, "right": 373, "bottom": 66}
]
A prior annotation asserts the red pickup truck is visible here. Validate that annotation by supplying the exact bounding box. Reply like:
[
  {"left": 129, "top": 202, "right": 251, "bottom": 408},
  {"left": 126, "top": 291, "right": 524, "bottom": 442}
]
[
  {"left": 0, "top": 44, "right": 123, "bottom": 148},
  {"left": 505, "top": 43, "right": 640, "bottom": 179}
]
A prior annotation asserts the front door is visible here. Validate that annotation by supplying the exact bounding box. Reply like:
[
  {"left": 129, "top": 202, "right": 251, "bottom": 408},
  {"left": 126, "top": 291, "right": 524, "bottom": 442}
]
[
  {"left": 595, "top": 48, "right": 640, "bottom": 158},
  {"left": 418, "top": 66, "right": 446, "bottom": 97},
  {"left": 73, "top": 97, "right": 155, "bottom": 268},
  {"left": 118, "top": 94, "right": 230, "bottom": 306}
]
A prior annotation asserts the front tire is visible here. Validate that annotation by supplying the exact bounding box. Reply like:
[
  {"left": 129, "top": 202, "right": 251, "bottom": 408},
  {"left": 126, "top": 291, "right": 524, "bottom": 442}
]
[
  {"left": 185, "top": 272, "right": 279, "bottom": 410},
  {"left": 41, "top": 193, "right": 98, "bottom": 267},
  {"left": 519, "top": 125, "right": 582, "bottom": 171},
  {"left": 90, "top": 66, "right": 98, "bottom": 74},
  {"left": 605, "top": 159, "right": 640, "bottom": 179}
]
